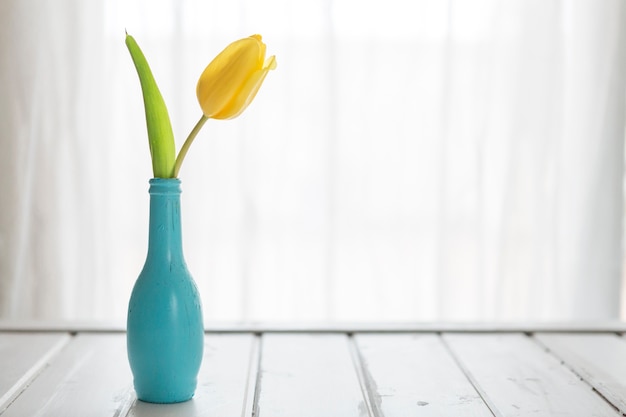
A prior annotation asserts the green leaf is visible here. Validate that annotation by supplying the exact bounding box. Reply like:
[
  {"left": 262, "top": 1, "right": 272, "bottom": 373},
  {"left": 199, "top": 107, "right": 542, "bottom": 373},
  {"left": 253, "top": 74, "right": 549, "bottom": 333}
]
[{"left": 125, "top": 33, "right": 176, "bottom": 178}]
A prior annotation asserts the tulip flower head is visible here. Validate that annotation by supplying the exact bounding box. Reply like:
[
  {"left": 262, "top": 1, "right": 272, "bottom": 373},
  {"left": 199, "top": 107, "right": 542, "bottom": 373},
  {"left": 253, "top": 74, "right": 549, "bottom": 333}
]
[
  {"left": 126, "top": 33, "right": 276, "bottom": 178},
  {"left": 197, "top": 35, "right": 277, "bottom": 120}
]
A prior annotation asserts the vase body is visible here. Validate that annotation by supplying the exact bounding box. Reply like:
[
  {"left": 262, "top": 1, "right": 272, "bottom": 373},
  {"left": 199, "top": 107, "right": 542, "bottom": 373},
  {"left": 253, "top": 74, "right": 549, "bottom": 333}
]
[{"left": 127, "top": 178, "right": 204, "bottom": 403}]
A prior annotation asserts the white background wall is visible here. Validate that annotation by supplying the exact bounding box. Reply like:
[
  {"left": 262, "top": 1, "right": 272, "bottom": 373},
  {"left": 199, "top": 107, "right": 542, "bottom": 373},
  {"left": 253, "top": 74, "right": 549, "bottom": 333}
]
[{"left": 0, "top": 0, "right": 625, "bottom": 322}]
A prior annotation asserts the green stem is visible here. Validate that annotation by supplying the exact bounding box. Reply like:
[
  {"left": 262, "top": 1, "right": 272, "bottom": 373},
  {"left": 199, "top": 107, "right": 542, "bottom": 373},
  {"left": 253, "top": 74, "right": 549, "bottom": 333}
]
[{"left": 173, "top": 115, "right": 208, "bottom": 177}]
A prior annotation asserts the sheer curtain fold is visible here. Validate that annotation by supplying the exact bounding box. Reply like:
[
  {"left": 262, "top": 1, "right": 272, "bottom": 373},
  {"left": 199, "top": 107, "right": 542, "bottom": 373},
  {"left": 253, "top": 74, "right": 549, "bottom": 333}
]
[{"left": 0, "top": 0, "right": 624, "bottom": 321}]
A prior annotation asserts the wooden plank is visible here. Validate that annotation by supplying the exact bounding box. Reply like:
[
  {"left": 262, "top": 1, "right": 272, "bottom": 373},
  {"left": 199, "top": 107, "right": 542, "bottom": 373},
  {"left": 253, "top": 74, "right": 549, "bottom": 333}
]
[
  {"left": 0, "top": 332, "right": 70, "bottom": 412},
  {"left": 443, "top": 333, "right": 620, "bottom": 417},
  {"left": 354, "top": 334, "right": 493, "bottom": 416},
  {"left": 2, "top": 320, "right": 626, "bottom": 334},
  {"left": 126, "top": 334, "right": 257, "bottom": 417},
  {"left": 535, "top": 333, "right": 626, "bottom": 414},
  {"left": 2, "top": 333, "right": 132, "bottom": 417},
  {"left": 0, "top": 321, "right": 126, "bottom": 333},
  {"left": 254, "top": 334, "right": 368, "bottom": 417}
]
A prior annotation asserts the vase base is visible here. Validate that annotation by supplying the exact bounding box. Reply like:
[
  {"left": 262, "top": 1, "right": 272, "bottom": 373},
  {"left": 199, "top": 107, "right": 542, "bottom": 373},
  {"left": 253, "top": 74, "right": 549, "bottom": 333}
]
[{"left": 136, "top": 392, "right": 195, "bottom": 404}]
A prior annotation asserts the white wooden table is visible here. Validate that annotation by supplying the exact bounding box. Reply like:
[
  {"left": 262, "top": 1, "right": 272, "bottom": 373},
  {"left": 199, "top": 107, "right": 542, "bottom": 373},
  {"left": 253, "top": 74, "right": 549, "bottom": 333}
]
[{"left": 1, "top": 322, "right": 626, "bottom": 416}]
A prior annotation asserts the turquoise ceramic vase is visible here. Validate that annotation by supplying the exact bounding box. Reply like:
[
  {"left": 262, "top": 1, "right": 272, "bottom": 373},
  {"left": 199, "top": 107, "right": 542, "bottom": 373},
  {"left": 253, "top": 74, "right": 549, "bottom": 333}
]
[{"left": 127, "top": 178, "right": 204, "bottom": 403}]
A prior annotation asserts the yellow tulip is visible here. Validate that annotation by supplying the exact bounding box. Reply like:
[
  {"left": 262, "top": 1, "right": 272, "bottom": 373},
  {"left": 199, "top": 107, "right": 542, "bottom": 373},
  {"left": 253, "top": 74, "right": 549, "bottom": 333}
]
[
  {"left": 196, "top": 34, "right": 277, "bottom": 120},
  {"left": 127, "top": 33, "right": 277, "bottom": 178}
]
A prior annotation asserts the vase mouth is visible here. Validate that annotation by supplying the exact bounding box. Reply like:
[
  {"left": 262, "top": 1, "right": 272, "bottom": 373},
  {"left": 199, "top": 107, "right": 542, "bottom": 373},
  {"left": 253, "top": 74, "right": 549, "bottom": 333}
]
[
  {"left": 150, "top": 177, "right": 181, "bottom": 183},
  {"left": 149, "top": 178, "right": 181, "bottom": 194}
]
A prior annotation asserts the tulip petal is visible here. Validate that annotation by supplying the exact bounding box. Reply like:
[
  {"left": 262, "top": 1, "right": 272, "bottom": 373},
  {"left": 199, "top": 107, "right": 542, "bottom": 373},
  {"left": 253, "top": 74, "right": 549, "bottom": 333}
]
[
  {"left": 196, "top": 36, "right": 263, "bottom": 118},
  {"left": 213, "top": 55, "right": 277, "bottom": 120},
  {"left": 265, "top": 55, "right": 278, "bottom": 70}
]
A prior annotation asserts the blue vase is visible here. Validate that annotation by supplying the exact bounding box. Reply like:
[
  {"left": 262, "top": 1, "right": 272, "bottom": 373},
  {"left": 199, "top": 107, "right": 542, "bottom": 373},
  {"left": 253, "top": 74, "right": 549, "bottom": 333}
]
[{"left": 127, "top": 178, "right": 204, "bottom": 403}]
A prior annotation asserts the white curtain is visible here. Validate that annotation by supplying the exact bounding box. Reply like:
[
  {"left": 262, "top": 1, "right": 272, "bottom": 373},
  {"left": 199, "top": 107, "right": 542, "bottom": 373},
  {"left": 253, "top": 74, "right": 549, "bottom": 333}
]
[{"left": 0, "top": 0, "right": 624, "bottom": 322}]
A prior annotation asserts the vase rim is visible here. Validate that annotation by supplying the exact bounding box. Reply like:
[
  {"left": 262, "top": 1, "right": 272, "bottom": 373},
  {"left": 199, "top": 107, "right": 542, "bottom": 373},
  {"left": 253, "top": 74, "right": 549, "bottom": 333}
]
[
  {"left": 148, "top": 178, "right": 182, "bottom": 194},
  {"left": 149, "top": 177, "right": 181, "bottom": 184}
]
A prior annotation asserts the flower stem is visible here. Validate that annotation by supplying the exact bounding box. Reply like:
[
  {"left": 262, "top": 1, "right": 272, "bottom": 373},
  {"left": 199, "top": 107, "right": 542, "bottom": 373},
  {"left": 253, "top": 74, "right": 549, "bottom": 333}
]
[{"left": 173, "top": 115, "right": 208, "bottom": 177}]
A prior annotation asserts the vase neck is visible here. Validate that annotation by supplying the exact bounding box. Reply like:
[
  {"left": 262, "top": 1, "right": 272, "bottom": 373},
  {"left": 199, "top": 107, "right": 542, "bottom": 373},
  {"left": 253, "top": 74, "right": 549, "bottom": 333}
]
[{"left": 146, "top": 178, "right": 185, "bottom": 264}]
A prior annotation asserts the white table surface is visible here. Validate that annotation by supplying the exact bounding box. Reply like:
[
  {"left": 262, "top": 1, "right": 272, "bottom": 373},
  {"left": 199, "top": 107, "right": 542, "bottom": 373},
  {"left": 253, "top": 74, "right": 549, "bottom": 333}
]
[{"left": 1, "top": 321, "right": 626, "bottom": 416}]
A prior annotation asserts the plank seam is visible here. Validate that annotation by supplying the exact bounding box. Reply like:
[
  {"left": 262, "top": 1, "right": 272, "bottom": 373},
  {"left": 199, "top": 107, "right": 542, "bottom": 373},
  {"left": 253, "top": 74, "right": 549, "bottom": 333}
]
[
  {"left": 111, "top": 388, "right": 136, "bottom": 417},
  {"left": 244, "top": 333, "right": 262, "bottom": 417},
  {"left": 439, "top": 334, "right": 499, "bottom": 417},
  {"left": 530, "top": 334, "right": 625, "bottom": 416},
  {"left": 0, "top": 333, "right": 73, "bottom": 415},
  {"left": 347, "top": 335, "right": 379, "bottom": 417}
]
